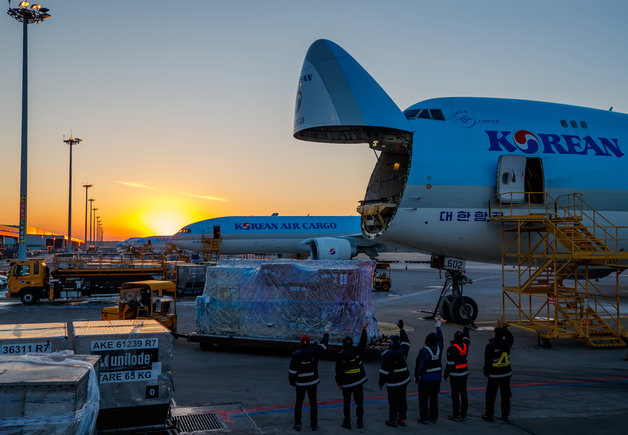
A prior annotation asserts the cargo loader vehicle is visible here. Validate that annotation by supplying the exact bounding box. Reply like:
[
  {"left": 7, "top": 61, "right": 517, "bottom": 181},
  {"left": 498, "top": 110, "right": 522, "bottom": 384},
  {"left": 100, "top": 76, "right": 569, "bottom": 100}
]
[
  {"left": 101, "top": 280, "right": 177, "bottom": 332},
  {"left": 6, "top": 254, "right": 169, "bottom": 305}
]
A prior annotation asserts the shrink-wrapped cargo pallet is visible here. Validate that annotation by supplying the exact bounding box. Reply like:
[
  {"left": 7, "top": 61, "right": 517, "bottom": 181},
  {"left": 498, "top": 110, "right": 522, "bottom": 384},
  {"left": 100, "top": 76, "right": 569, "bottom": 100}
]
[
  {"left": 196, "top": 260, "right": 378, "bottom": 343},
  {"left": 0, "top": 352, "right": 100, "bottom": 435}
]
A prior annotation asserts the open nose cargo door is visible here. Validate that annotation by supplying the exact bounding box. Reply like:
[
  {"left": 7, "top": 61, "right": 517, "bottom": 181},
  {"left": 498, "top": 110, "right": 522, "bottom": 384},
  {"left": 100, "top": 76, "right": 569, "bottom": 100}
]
[{"left": 293, "top": 39, "right": 413, "bottom": 238}]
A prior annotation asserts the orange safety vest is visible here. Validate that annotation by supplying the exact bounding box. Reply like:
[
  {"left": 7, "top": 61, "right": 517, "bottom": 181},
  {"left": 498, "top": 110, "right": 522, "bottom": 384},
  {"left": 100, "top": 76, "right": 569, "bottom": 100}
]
[{"left": 452, "top": 343, "right": 468, "bottom": 369}]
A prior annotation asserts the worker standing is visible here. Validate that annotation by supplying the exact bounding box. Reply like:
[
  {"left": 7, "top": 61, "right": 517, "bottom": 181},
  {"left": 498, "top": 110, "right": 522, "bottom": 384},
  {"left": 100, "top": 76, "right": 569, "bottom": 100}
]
[
  {"left": 415, "top": 319, "right": 443, "bottom": 424},
  {"left": 378, "top": 319, "right": 411, "bottom": 427},
  {"left": 482, "top": 320, "right": 514, "bottom": 423},
  {"left": 336, "top": 322, "right": 369, "bottom": 429},
  {"left": 289, "top": 330, "right": 329, "bottom": 431},
  {"left": 443, "top": 324, "right": 470, "bottom": 422}
]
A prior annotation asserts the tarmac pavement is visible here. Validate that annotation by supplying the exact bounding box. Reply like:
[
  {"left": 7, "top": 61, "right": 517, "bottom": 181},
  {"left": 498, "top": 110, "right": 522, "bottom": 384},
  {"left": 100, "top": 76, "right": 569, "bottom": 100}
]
[{"left": 0, "top": 261, "right": 626, "bottom": 434}]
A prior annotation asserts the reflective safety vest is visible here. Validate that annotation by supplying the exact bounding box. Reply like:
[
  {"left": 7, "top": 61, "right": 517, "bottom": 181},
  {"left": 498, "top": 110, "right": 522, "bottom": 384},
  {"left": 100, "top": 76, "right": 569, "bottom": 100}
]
[
  {"left": 448, "top": 342, "right": 469, "bottom": 376},
  {"left": 488, "top": 348, "right": 512, "bottom": 378},
  {"left": 337, "top": 353, "right": 368, "bottom": 388},
  {"left": 492, "top": 351, "right": 510, "bottom": 368},
  {"left": 424, "top": 345, "right": 442, "bottom": 374}
]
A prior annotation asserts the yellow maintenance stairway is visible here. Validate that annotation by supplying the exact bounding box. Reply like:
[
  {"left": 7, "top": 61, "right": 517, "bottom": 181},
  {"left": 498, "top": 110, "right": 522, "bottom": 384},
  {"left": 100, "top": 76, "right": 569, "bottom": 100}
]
[{"left": 490, "top": 192, "right": 628, "bottom": 347}]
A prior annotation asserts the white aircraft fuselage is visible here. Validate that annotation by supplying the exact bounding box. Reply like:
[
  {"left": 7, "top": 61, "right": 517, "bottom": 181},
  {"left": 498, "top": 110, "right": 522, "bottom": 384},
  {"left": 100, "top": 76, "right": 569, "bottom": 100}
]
[
  {"left": 293, "top": 40, "right": 628, "bottom": 264},
  {"left": 171, "top": 216, "right": 384, "bottom": 259}
]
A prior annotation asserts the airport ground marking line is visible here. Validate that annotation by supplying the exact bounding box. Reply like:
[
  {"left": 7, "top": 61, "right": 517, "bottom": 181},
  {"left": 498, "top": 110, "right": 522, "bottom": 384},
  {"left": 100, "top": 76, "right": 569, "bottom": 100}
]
[{"left": 227, "top": 376, "right": 628, "bottom": 417}]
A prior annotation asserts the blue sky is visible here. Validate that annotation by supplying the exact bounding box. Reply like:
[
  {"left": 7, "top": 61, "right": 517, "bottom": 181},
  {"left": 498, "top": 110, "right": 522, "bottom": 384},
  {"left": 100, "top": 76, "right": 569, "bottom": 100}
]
[{"left": 0, "top": 1, "right": 626, "bottom": 238}]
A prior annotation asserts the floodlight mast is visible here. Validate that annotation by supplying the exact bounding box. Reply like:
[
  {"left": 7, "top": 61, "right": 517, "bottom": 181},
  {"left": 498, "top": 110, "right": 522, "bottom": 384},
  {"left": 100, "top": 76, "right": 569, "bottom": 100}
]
[
  {"left": 63, "top": 137, "right": 82, "bottom": 253},
  {"left": 7, "top": 1, "right": 52, "bottom": 260}
]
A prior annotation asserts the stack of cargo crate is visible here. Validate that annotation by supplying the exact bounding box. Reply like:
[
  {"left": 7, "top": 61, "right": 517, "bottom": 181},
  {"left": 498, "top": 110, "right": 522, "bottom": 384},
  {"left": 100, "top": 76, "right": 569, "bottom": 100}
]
[{"left": 72, "top": 319, "right": 173, "bottom": 429}]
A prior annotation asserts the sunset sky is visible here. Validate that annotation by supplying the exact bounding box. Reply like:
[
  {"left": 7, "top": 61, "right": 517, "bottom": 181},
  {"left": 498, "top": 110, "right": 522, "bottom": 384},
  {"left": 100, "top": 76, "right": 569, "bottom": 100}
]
[{"left": 1, "top": 1, "right": 627, "bottom": 240}]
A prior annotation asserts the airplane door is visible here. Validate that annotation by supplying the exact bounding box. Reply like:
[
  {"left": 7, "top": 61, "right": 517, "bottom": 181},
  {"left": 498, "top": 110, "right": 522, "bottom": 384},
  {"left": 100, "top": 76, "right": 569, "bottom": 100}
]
[{"left": 497, "top": 155, "right": 527, "bottom": 203}]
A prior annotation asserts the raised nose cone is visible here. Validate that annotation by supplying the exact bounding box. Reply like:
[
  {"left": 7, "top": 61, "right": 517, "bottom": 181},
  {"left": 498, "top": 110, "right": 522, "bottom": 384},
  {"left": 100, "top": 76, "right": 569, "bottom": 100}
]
[{"left": 293, "top": 39, "right": 410, "bottom": 144}]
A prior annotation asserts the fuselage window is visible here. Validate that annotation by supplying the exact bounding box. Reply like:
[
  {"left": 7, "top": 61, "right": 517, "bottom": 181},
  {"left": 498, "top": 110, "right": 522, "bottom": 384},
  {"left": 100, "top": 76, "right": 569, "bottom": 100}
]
[
  {"left": 560, "top": 120, "right": 568, "bottom": 127},
  {"left": 580, "top": 121, "right": 588, "bottom": 129},
  {"left": 570, "top": 120, "right": 578, "bottom": 128}
]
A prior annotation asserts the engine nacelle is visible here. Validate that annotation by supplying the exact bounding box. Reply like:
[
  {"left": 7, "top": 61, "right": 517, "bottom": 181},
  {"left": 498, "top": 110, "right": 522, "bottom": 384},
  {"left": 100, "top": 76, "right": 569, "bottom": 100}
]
[{"left": 308, "top": 238, "right": 354, "bottom": 260}]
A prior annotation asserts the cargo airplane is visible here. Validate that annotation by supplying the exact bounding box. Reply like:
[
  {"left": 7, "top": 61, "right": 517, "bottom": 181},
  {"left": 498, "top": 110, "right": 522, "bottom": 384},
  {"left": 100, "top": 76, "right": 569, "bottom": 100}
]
[
  {"left": 170, "top": 215, "right": 388, "bottom": 259},
  {"left": 293, "top": 39, "right": 628, "bottom": 323},
  {"left": 116, "top": 235, "right": 173, "bottom": 252}
]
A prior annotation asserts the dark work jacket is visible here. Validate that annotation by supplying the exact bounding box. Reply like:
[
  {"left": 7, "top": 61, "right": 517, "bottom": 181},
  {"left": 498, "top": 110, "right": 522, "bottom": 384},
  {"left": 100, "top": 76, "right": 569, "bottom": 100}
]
[
  {"left": 289, "top": 333, "right": 329, "bottom": 387},
  {"left": 483, "top": 327, "right": 513, "bottom": 378},
  {"left": 335, "top": 329, "right": 368, "bottom": 388},
  {"left": 444, "top": 326, "right": 471, "bottom": 378},
  {"left": 415, "top": 327, "right": 444, "bottom": 382},
  {"left": 378, "top": 329, "right": 411, "bottom": 388}
]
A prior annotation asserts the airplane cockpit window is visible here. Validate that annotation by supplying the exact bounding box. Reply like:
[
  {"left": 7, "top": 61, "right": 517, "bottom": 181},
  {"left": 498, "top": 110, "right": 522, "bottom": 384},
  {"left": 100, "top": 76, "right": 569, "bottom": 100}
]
[
  {"left": 404, "top": 108, "right": 446, "bottom": 121},
  {"left": 178, "top": 228, "right": 191, "bottom": 234},
  {"left": 430, "top": 109, "right": 445, "bottom": 120},
  {"left": 403, "top": 109, "right": 419, "bottom": 119},
  {"left": 418, "top": 109, "right": 431, "bottom": 119}
]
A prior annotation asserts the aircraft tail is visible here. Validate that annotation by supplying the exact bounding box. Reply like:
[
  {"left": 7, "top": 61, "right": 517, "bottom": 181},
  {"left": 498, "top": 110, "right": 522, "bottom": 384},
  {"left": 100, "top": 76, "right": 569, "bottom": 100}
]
[{"left": 293, "top": 39, "right": 411, "bottom": 145}]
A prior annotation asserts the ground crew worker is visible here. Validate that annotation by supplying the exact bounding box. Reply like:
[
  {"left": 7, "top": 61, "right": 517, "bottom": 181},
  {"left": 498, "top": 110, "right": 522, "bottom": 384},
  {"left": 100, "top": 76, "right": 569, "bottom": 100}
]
[
  {"left": 336, "top": 322, "right": 369, "bottom": 429},
  {"left": 289, "top": 330, "right": 329, "bottom": 431},
  {"left": 378, "top": 319, "right": 411, "bottom": 427},
  {"left": 415, "top": 319, "right": 443, "bottom": 424},
  {"left": 482, "top": 320, "right": 514, "bottom": 423},
  {"left": 443, "top": 324, "right": 470, "bottom": 422}
]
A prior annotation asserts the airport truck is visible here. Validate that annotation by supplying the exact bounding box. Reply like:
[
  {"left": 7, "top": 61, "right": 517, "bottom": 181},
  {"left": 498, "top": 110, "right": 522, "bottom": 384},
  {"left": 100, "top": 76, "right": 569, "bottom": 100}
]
[{"left": 6, "top": 254, "right": 170, "bottom": 305}]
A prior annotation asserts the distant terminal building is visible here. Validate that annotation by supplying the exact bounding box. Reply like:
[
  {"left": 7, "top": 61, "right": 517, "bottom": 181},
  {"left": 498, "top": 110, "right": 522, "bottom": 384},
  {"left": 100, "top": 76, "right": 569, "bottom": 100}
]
[{"left": 0, "top": 224, "right": 83, "bottom": 254}]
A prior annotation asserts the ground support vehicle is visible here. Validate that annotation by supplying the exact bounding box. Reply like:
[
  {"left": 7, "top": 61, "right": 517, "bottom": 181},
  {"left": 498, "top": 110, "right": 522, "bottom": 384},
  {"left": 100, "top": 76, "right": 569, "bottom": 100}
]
[
  {"left": 101, "top": 280, "right": 177, "bottom": 331},
  {"left": 373, "top": 261, "right": 391, "bottom": 291},
  {"left": 6, "top": 254, "right": 168, "bottom": 305}
]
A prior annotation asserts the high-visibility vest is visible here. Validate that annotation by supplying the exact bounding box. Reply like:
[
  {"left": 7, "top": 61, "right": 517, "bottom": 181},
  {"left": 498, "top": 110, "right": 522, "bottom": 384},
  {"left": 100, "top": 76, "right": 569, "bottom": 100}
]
[{"left": 452, "top": 343, "right": 468, "bottom": 369}]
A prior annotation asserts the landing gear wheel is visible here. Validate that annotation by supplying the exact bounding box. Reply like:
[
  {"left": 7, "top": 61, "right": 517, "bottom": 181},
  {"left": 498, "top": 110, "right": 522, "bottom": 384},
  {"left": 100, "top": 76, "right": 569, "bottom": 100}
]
[
  {"left": 449, "top": 296, "right": 478, "bottom": 324},
  {"left": 381, "top": 283, "right": 390, "bottom": 292},
  {"left": 20, "top": 289, "right": 39, "bottom": 305}
]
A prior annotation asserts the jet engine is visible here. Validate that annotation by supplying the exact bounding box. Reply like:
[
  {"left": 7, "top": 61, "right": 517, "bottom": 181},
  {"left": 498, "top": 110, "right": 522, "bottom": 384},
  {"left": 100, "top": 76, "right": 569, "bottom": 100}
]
[{"left": 308, "top": 238, "right": 354, "bottom": 260}]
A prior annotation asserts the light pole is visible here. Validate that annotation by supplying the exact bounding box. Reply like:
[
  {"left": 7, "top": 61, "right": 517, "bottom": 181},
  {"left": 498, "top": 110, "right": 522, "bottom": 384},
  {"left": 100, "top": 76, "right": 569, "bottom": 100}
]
[
  {"left": 7, "top": 1, "right": 52, "bottom": 260},
  {"left": 91, "top": 208, "right": 98, "bottom": 249},
  {"left": 88, "top": 199, "right": 95, "bottom": 249},
  {"left": 96, "top": 217, "right": 101, "bottom": 249},
  {"left": 63, "top": 137, "right": 82, "bottom": 253},
  {"left": 82, "top": 184, "right": 92, "bottom": 252}
]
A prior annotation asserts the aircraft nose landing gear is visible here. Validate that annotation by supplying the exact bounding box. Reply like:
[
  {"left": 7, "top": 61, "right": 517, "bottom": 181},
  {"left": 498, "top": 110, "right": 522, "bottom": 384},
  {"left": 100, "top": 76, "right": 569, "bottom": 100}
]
[{"left": 427, "top": 269, "right": 478, "bottom": 324}]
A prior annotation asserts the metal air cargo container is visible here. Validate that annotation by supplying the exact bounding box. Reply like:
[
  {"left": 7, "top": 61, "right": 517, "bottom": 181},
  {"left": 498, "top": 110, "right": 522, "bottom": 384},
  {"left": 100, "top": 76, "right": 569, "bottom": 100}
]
[
  {"left": 72, "top": 319, "right": 173, "bottom": 429},
  {"left": 0, "top": 322, "right": 71, "bottom": 356}
]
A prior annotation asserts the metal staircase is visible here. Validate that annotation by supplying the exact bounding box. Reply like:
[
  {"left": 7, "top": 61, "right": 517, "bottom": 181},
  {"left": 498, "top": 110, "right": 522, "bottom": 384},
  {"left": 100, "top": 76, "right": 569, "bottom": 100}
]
[
  {"left": 202, "top": 236, "right": 220, "bottom": 262},
  {"left": 491, "top": 192, "right": 628, "bottom": 347}
]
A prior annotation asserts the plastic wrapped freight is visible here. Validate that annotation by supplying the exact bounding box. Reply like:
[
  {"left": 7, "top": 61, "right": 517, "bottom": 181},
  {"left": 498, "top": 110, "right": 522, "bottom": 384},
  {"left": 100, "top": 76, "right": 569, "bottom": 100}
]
[
  {"left": 0, "top": 352, "right": 100, "bottom": 435},
  {"left": 196, "top": 260, "right": 378, "bottom": 343},
  {"left": 72, "top": 320, "right": 173, "bottom": 429},
  {"left": 0, "top": 323, "right": 71, "bottom": 356}
]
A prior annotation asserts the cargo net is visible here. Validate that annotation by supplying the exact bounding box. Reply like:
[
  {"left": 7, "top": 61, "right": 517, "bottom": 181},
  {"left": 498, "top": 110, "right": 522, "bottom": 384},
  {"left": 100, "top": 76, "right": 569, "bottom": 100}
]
[{"left": 196, "top": 260, "right": 379, "bottom": 344}]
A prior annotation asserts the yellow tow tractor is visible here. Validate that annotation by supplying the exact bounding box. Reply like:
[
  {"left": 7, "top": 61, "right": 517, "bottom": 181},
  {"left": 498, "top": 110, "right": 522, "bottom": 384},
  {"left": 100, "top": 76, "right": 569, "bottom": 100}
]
[
  {"left": 102, "top": 280, "right": 177, "bottom": 332},
  {"left": 373, "top": 261, "right": 391, "bottom": 291}
]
